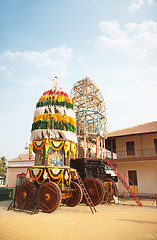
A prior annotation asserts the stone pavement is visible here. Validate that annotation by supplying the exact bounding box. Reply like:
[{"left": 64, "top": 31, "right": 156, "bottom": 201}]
[{"left": 0, "top": 200, "right": 157, "bottom": 240}]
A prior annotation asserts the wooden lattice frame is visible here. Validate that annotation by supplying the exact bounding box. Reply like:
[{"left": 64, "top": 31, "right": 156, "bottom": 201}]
[{"left": 71, "top": 77, "right": 107, "bottom": 137}]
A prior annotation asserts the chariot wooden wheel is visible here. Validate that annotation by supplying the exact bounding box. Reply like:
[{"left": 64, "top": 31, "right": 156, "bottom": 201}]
[
  {"left": 65, "top": 181, "right": 83, "bottom": 207},
  {"left": 16, "top": 181, "right": 36, "bottom": 209},
  {"left": 82, "top": 178, "right": 104, "bottom": 206},
  {"left": 37, "top": 182, "right": 61, "bottom": 213},
  {"left": 103, "top": 178, "right": 118, "bottom": 202}
]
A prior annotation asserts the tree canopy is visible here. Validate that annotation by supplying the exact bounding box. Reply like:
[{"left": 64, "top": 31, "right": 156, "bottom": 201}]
[{"left": 0, "top": 156, "right": 7, "bottom": 174}]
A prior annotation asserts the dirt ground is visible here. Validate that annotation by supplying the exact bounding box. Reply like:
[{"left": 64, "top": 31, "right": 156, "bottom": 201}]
[{"left": 0, "top": 199, "right": 157, "bottom": 240}]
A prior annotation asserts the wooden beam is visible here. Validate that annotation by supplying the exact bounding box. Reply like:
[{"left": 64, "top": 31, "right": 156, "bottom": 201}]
[
  {"left": 84, "top": 134, "right": 86, "bottom": 158},
  {"left": 96, "top": 135, "right": 100, "bottom": 158}
]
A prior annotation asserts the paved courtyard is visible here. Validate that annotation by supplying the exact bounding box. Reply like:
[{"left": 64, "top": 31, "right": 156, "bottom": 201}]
[{"left": 0, "top": 200, "right": 157, "bottom": 240}]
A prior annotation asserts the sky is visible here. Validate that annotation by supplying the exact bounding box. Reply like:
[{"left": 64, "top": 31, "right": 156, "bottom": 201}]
[{"left": 0, "top": 0, "right": 157, "bottom": 160}]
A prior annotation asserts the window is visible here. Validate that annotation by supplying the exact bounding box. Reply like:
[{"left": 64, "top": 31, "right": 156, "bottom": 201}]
[
  {"left": 128, "top": 170, "right": 138, "bottom": 186},
  {"left": 126, "top": 141, "right": 135, "bottom": 156},
  {"left": 154, "top": 139, "right": 157, "bottom": 153}
]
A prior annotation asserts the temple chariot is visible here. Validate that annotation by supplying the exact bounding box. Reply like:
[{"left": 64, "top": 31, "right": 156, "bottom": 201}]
[
  {"left": 8, "top": 77, "right": 118, "bottom": 214},
  {"left": 9, "top": 78, "right": 86, "bottom": 213}
]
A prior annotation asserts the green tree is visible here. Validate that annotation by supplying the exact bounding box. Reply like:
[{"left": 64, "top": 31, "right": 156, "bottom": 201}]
[{"left": 0, "top": 156, "right": 7, "bottom": 174}]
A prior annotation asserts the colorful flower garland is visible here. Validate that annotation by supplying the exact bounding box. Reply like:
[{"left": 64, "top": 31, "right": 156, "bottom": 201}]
[
  {"left": 36, "top": 100, "right": 73, "bottom": 110},
  {"left": 33, "top": 113, "right": 76, "bottom": 127},
  {"left": 29, "top": 139, "right": 76, "bottom": 160},
  {"left": 30, "top": 86, "right": 77, "bottom": 164},
  {"left": 29, "top": 168, "right": 43, "bottom": 180},
  {"left": 48, "top": 168, "right": 64, "bottom": 180},
  {"left": 38, "top": 94, "right": 72, "bottom": 104},
  {"left": 49, "top": 140, "right": 64, "bottom": 151},
  {"left": 31, "top": 120, "right": 76, "bottom": 133},
  {"left": 33, "top": 140, "right": 46, "bottom": 150},
  {"left": 28, "top": 166, "right": 76, "bottom": 187}
]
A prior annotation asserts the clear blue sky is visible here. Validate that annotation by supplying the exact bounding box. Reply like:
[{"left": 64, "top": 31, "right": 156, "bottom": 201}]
[{"left": 0, "top": 0, "right": 157, "bottom": 159}]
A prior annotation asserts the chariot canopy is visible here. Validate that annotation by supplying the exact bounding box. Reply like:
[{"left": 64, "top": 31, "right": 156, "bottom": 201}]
[{"left": 29, "top": 77, "right": 77, "bottom": 166}]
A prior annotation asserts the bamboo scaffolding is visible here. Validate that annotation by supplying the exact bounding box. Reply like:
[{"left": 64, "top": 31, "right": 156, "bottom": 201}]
[{"left": 71, "top": 77, "right": 107, "bottom": 159}]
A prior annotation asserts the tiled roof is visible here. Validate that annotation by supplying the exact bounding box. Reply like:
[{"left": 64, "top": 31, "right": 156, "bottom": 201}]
[{"left": 107, "top": 121, "right": 157, "bottom": 138}]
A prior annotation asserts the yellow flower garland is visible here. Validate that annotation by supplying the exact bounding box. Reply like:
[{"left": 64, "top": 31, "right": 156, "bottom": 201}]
[
  {"left": 29, "top": 139, "right": 76, "bottom": 160},
  {"left": 48, "top": 168, "right": 64, "bottom": 180},
  {"left": 29, "top": 168, "right": 43, "bottom": 180},
  {"left": 49, "top": 140, "right": 64, "bottom": 151},
  {"left": 36, "top": 179, "right": 46, "bottom": 185},
  {"left": 33, "top": 140, "right": 46, "bottom": 150},
  {"left": 29, "top": 141, "right": 33, "bottom": 159},
  {"left": 33, "top": 113, "right": 76, "bottom": 128}
]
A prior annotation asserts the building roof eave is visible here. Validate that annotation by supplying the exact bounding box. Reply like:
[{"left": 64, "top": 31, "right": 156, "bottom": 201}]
[{"left": 106, "top": 121, "right": 157, "bottom": 139}]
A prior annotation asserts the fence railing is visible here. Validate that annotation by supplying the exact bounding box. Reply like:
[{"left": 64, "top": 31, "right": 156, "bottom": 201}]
[
  {"left": 114, "top": 148, "right": 156, "bottom": 159},
  {"left": 7, "top": 160, "right": 34, "bottom": 167}
]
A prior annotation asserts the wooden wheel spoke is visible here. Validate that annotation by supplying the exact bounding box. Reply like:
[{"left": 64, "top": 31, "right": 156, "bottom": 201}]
[
  {"left": 44, "top": 185, "right": 58, "bottom": 195},
  {"left": 103, "top": 178, "right": 117, "bottom": 202},
  {"left": 66, "top": 181, "right": 83, "bottom": 207},
  {"left": 16, "top": 181, "right": 36, "bottom": 209},
  {"left": 94, "top": 181, "right": 100, "bottom": 198},
  {"left": 40, "top": 201, "right": 51, "bottom": 210},
  {"left": 37, "top": 182, "right": 61, "bottom": 213},
  {"left": 83, "top": 178, "right": 104, "bottom": 206},
  {"left": 28, "top": 187, "right": 34, "bottom": 192}
]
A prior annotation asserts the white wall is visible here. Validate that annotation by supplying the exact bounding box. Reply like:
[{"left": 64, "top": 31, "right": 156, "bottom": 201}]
[
  {"left": 116, "top": 133, "right": 157, "bottom": 158},
  {"left": 117, "top": 161, "right": 157, "bottom": 194},
  {"left": 6, "top": 168, "right": 27, "bottom": 187},
  {"left": 115, "top": 133, "right": 157, "bottom": 194}
]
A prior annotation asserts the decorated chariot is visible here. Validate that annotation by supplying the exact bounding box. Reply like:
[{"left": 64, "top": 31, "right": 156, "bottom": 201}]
[
  {"left": 8, "top": 77, "right": 118, "bottom": 214},
  {"left": 9, "top": 78, "right": 86, "bottom": 213}
]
